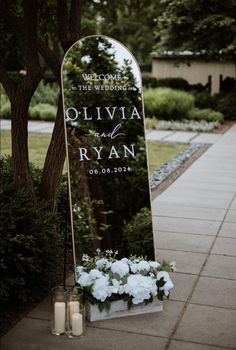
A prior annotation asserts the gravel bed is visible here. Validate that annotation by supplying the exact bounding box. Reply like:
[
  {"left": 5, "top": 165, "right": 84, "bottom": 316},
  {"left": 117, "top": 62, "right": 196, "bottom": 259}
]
[{"left": 150, "top": 143, "right": 205, "bottom": 190}]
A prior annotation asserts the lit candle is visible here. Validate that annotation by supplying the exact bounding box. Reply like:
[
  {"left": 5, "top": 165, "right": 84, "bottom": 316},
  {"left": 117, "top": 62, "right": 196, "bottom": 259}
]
[
  {"left": 71, "top": 312, "right": 83, "bottom": 336},
  {"left": 69, "top": 301, "right": 80, "bottom": 322},
  {"left": 54, "top": 302, "right": 66, "bottom": 334}
]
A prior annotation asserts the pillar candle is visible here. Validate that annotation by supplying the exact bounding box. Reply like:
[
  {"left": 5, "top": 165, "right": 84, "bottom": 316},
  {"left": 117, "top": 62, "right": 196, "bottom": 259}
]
[
  {"left": 71, "top": 312, "right": 83, "bottom": 336},
  {"left": 69, "top": 301, "right": 80, "bottom": 323},
  {"left": 54, "top": 301, "right": 66, "bottom": 334}
]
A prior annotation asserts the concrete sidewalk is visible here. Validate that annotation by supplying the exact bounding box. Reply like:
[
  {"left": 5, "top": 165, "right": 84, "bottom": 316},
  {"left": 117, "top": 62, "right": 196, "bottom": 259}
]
[
  {"left": 1, "top": 119, "right": 54, "bottom": 134},
  {"left": 1, "top": 125, "right": 236, "bottom": 349},
  {"left": 146, "top": 129, "right": 223, "bottom": 144}
]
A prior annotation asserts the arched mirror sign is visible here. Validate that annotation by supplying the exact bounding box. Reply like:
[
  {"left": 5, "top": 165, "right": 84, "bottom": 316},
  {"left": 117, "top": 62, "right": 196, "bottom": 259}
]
[{"left": 61, "top": 36, "right": 154, "bottom": 265}]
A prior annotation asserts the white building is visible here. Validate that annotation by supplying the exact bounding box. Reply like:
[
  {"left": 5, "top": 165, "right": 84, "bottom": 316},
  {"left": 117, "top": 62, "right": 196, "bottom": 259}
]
[{"left": 152, "top": 51, "right": 236, "bottom": 94}]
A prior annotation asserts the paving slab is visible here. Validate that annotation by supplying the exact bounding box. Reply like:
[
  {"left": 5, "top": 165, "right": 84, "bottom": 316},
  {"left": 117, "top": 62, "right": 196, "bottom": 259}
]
[
  {"left": 224, "top": 209, "right": 236, "bottom": 223},
  {"left": 0, "top": 318, "right": 168, "bottom": 350},
  {"left": 159, "top": 188, "right": 234, "bottom": 201},
  {"left": 146, "top": 130, "right": 173, "bottom": 141},
  {"left": 171, "top": 179, "right": 236, "bottom": 192},
  {"left": 156, "top": 196, "right": 231, "bottom": 209},
  {"left": 152, "top": 202, "right": 226, "bottom": 221},
  {"left": 169, "top": 340, "right": 227, "bottom": 350},
  {"left": 180, "top": 174, "right": 236, "bottom": 185},
  {"left": 230, "top": 199, "right": 236, "bottom": 210},
  {"left": 91, "top": 300, "right": 184, "bottom": 338},
  {"left": 27, "top": 296, "right": 50, "bottom": 320},
  {"left": 211, "top": 237, "right": 236, "bottom": 257},
  {"left": 155, "top": 249, "right": 207, "bottom": 275},
  {"left": 181, "top": 168, "right": 236, "bottom": 179},
  {"left": 155, "top": 231, "right": 214, "bottom": 254},
  {"left": 191, "top": 276, "right": 236, "bottom": 309},
  {"left": 201, "top": 255, "right": 236, "bottom": 280},
  {"left": 153, "top": 216, "right": 221, "bottom": 236},
  {"left": 164, "top": 131, "right": 197, "bottom": 143},
  {"left": 219, "top": 222, "right": 236, "bottom": 238},
  {"left": 190, "top": 162, "right": 236, "bottom": 172},
  {"left": 174, "top": 304, "right": 236, "bottom": 348},
  {"left": 191, "top": 133, "right": 222, "bottom": 144},
  {"left": 169, "top": 273, "right": 197, "bottom": 302}
]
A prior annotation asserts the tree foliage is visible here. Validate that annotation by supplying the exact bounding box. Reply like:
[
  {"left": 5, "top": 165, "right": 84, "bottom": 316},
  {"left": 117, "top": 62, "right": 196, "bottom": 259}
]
[
  {"left": 82, "top": 0, "right": 161, "bottom": 64},
  {"left": 155, "top": 0, "right": 236, "bottom": 58}
]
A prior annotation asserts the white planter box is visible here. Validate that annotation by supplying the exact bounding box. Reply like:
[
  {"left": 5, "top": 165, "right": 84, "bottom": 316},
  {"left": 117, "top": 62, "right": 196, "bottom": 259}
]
[{"left": 85, "top": 299, "right": 163, "bottom": 322}]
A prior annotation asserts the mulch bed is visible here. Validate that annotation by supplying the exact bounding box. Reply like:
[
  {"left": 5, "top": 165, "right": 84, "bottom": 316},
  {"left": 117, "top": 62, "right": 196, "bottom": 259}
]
[{"left": 212, "top": 120, "right": 235, "bottom": 133}]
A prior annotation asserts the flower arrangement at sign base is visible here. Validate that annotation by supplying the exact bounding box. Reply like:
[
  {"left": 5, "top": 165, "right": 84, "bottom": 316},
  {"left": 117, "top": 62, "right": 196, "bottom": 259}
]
[{"left": 75, "top": 250, "right": 174, "bottom": 321}]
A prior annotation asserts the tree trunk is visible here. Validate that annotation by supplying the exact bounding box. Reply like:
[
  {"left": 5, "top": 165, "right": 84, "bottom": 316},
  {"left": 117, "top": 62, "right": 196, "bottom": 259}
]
[
  {"left": 11, "top": 92, "right": 35, "bottom": 199},
  {"left": 39, "top": 92, "right": 66, "bottom": 212}
]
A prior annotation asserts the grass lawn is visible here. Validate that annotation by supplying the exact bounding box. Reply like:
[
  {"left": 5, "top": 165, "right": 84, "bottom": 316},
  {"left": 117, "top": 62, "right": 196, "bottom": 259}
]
[
  {"left": 1, "top": 131, "right": 189, "bottom": 173},
  {"left": 1, "top": 131, "right": 51, "bottom": 168},
  {"left": 147, "top": 141, "right": 189, "bottom": 174}
]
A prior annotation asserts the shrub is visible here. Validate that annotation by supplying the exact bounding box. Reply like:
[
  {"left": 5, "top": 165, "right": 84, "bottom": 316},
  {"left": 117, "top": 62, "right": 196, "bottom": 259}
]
[
  {"left": 1, "top": 101, "right": 11, "bottom": 118},
  {"left": 0, "top": 156, "right": 64, "bottom": 305},
  {"left": 144, "top": 88, "right": 194, "bottom": 120},
  {"left": 192, "top": 91, "right": 217, "bottom": 110},
  {"left": 142, "top": 76, "right": 160, "bottom": 88},
  {"left": 215, "top": 92, "right": 236, "bottom": 119},
  {"left": 29, "top": 103, "right": 57, "bottom": 121},
  {"left": 155, "top": 77, "right": 190, "bottom": 91},
  {"left": 187, "top": 108, "right": 224, "bottom": 122},
  {"left": 145, "top": 117, "right": 158, "bottom": 129},
  {"left": 123, "top": 207, "right": 154, "bottom": 259},
  {"left": 142, "top": 76, "right": 190, "bottom": 90},
  {"left": 31, "top": 81, "right": 58, "bottom": 106},
  {"left": 220, "top": 77, "right": 236, "bottom": 92},
  {"left": 156, "top": 119, "right": 220, "bottom": 132}
]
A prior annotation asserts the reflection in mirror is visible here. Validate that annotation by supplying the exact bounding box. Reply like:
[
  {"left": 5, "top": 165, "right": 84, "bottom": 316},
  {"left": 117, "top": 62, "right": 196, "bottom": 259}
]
[{"left": 61, "top": 36, "right": 154, "bottom": 264}]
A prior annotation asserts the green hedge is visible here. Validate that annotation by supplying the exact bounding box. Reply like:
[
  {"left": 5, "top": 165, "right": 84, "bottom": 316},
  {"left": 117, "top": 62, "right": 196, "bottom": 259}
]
[
  {"left": 142, "top": 76, "right": 191, "bottom": 90},
  {"left": 193, "top": 91, "right": 217, "bottom": 110},
  {"left": 31, "top": 81, "right": 58, "bottom": 106},
  {"left": 0, "top": 156, "right": 64, "bottom": 304},
  {"left": 1, "top": 101, "right": 11, "bottom": 118},
  {"left": 144, "top": 88, "right": 195, "bottom": 120},
  {"left": 187, "top": 108, "right": 224, "bottom": 122},
  {"left": 216, "top": 92, "right": 236, "bottom": 120},
  {"left": 29, "top": 103, "right": 57, "bottom": 121}
]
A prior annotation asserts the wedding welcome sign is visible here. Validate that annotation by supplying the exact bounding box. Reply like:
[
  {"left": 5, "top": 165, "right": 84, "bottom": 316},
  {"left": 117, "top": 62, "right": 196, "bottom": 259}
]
[{"left": 61, "top": 36, "right": 154, "bottom": 264}]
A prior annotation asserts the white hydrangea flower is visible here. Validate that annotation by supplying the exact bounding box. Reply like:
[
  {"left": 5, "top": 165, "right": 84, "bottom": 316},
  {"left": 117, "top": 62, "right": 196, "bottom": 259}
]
[
  {"left": 163, "top": 279, "right": 174, "bottom": 296},
  {"left": 130, "top": 263, "right": 138, "bottom": 273},
  {"left": 156, "top": 270, "right": 170, "bottom": 282},
  {"left": 96, "top": 258, "right": 112, "bottom": 270},
  {"left": 77, "top": 272, "right": 93, "bottom": 287},
  {"left": 111, "top": 260, "right": 129, "bottom": 277},
  {"left": 124, "top": 274, "right": 157, "bottom": 304},
  {"left": 89, "top": 269, "right": 103, "bottom": 279},
  {"left": 75, "top": 265, "right": 85, "bottom": 274},
  {"left": 121, "top": 257, "right": 131, "bottom": 265},
  {"left": 149, "top": 261, "right": 160, "bottom": 269},
  {"left": 111, "top": 279, "right": 125, "bottom": 295},
  {"left": 92, "top": 275, "right": 112, "bottom": 302},
  {"left": 136, "top": 260, "right": 150, "bottom": 272}
]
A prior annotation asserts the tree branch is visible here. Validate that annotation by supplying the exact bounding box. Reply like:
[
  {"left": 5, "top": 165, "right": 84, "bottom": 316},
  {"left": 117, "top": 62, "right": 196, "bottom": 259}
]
[
  {"left": 69, "top": 0, "right": 83, "bottom": 42},
  {"left": 37, "top": 38, "right": 61, "bottom": 84},
  {"left": 57, "top": 0, "right": 69, "bottom": 52}
]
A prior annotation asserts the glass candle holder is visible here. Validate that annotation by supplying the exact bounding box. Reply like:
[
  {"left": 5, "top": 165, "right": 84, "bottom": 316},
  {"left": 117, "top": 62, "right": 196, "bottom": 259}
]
[
  {"left": 51, "top": 286, "right": 67, "bottom": 335},
  {"left": 67, "top": 289, "right": 85, "bottom": 338}
]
